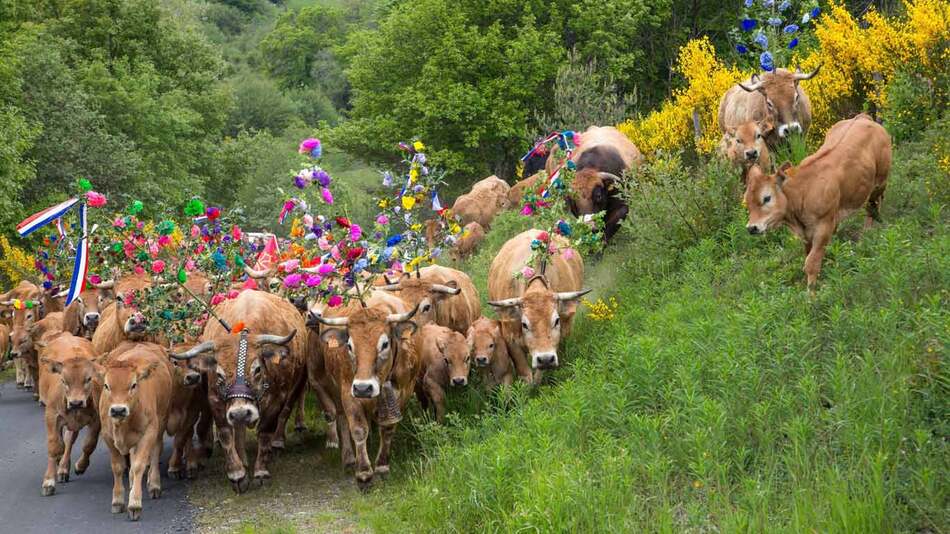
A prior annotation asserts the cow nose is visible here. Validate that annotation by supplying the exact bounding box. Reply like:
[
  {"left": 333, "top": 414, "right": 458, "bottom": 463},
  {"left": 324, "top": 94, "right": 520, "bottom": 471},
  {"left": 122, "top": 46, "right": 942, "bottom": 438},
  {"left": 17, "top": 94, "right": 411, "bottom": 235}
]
[
  {"left": 68, "top": 399, "right": 85, "bottom": 410},
  {"left": 747, "top": 225, "right": 760, "bottom": 235},
  {"left": 185, "top": 373, "right": 200, "bottom": 385},
  {"left": 534, "top": 353, "right": 557, "bottom": 368},
  {"left": 352, "top": 382, "right": 374, "bottom": 398},
  {"left": 84, "top": 313, "right": 100, "bottom": 326},
  {"left": 110, "top": 405, "right": 129, "bottom": 418},
  {"left": 132, "top": 312, "right": 145, "bottom": 324},
  {"left": 475, "top": 356, "right": 490, "bottom": 367},
  {"left": 745, "top": 149, "right": 758, "bottom": 160},
  {"left": 451, "top": 377, "right": 467, "bottom": 387}
]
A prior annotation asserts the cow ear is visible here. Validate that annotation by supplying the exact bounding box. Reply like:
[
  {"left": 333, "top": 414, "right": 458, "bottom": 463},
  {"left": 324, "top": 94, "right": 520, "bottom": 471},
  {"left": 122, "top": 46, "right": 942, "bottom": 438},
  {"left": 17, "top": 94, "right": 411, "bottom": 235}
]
[
  {"left": 394, "top": 321, "right": 417, "bottom": 339},
  {"left": 138, "top": 361, "right": 160, "bottom": 381},
  {"left": 757, "top": 118, "right": 774, "bottom": 136},
  {"left": 200, "top": 355, "right": 218, "bottom": 371},
  {"left": 321, "top": 328, "right": 348, "bottom": 349},
  {"left": 559, "top": 299, "right": 581, "bottom": 318},
  {"left": 776, "top": 162, "right": 793, "bottom": 188}
]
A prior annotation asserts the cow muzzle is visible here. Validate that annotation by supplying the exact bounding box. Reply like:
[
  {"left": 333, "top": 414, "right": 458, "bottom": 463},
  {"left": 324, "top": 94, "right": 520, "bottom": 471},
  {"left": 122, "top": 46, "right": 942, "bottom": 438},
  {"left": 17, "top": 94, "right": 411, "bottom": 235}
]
[
  {"left": 351, "top": 378, "right": 380, "bottom": 399},
  {"left": 451, "top": 376, "right": 468, "bottom": 387},
  {"left": 778, "top": 122, "right": 802, "bottom": 138},
  {"left": 83, "top": 312, "right": 100, "bottom": 329},
  {"left": 474, "top": 355, "right": 490, "bottom": 367},
  {"left": 183, "top": 372, "right": 201, "bottom": 386},
  {"left": 747, "top": 223, "right": 767, "bottom": 235},
  {"left": 109, "top": 404, "right": 130, "bottom": 419},
  {"left": 124, "top": 313, "right": 147, "bottom": 334},
  {"left": 744, "top": 149, "right": 759, "bottom": 161},
  {"left": 531, "top": 352, "right": 558, "bottom": 369},
  {"left": 226, "top": 401, "right": 260, "bottom": 426},
  {"left": 67, "top": 399, "right": 87, "bottom": 410}
]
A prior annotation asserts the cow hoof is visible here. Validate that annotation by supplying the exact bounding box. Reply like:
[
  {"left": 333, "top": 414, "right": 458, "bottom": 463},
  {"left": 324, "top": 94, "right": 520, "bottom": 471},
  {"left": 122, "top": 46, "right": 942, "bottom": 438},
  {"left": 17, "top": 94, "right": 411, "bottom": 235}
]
[
  {"left": 24, "top": 384, "right": 32, "bottom": 390},
  {"left": 253, "top": 471, "right": 271, "bottom": 487},
  {"left": 128, "top": 507, "right": 141, "bottom": 521},
  {"left": 111, "top": 503, "right": 126, "bottom": 514},
  {"left": 356, "top": 476, "right": 373, "bottom": 493},
  {"left": 186, "top": 467, "right": 198, "bottom": 480},
  {"left": 374, "top": 465, "right": 390, "bottom": 478},
  {"left": 74, "top": 462, "right": 88, "bottom": 475},
  {"left": 32, "top": 393, "right": 40, "bottom": 402},
  {"left": 271, "top": 438, "right": 285, "bottom": 450},
  {"left": 168, "top": 468, "right": 183, "bottom": 480},
  {"left": 41, "top": 484, "right": 55, "bottom": 496},
  {"left": 15, "top": 382, "right": 24, "bottom": 389},
  {"left": 325, "top": 437, "right": 339, "bottom": 449},
  {"left": 149, "top": 488, "right": 162, "bottom": 499},
  {"left": 230, "top": 476, "right": 249, "bottom": 494},
  {"left": 294, "top": 424, "right": 306, "bottom": 433},
  {"left": 57, "top": 472, "right": 69, "bottom": 483}
]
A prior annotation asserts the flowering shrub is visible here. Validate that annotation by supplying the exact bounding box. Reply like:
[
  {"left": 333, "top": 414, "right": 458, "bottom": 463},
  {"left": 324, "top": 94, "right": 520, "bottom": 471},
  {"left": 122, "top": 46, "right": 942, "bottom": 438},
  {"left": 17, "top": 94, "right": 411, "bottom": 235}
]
[
  {"left": 0, "top": 234, "right": 34, "bottom": 285},
  {"left": 582, "top": 296, "right": 619, "bottom": 321}
]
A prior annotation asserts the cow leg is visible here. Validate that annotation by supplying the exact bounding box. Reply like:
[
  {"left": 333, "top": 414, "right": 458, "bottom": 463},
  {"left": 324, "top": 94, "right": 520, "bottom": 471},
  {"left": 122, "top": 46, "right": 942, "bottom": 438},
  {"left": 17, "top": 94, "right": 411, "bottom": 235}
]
[
  {"left": 804, "top": 224, "right": 833, "bottom": 290},
  {"left": 75, "top": 420, "right": 99, "bottom": 475},
  {"left": 865, "top": 183, "right": 886, "bottom": 229},
  {"left": 146, "top": 432, "right": 163, "bottom": 500},
  {"left": 374, "top": 423, "right": 397, "bottom": 478},
  {"left": 42, "top": 412, "right": 65, "bottom": 496},
  {"left": 603, "top": 204, "right": 629, "bottom": 242},
  {"left": 312, "top": 382, "right": 339, "bottom": 449},
  {"left": 127, "top": 430, "right": 158, "bottom": 521},
  {"left": 15, "top": 357, "right": 25, "bottom": 388},
  {"left": 215, "top": 419, "right": 248, "bottom": 493},
  {"left": 337, "top": 410, "right": 356, "bottom": 470},
  {"left": 507, "top": 342, "right": 533, "bottom": 384},
  {"left": 274, "top": 372, "right": 307, "bottom": 450},
  {"left": 168, "top": 425, "right": 188, "bottom": 479},
  {"left": 57, "top": 427, "right": 77, "bottom": 482},
  {"left": 343, "top": 397, "right": 373, "bottom": 489},
  {"left": 252, "top": 431, "right": 275, "bottom": 486},
  {"left": 194, "top": 402, "right": 214, "bottom": 462},
  {"left": 28, "top": 357, "right": 39, "bottom": 400},
  {"left": 104, "top": 439, "right": 127, "bottom": 514},
  {"left": 423, "top": 376, "right": 446, "bottom": 423},
  {"left": 294, "top": 388, "right": 307, "bottom": 433},
  {"left": 182, "top": 406, "right": 201, "bottom": 479}
]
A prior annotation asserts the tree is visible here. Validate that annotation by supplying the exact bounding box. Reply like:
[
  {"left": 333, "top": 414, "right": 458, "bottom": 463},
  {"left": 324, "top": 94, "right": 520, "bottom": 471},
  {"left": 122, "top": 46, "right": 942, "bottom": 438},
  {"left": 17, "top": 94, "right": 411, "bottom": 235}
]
[{"left": 259, "top": 5, "right": 347, "bottom": 90}]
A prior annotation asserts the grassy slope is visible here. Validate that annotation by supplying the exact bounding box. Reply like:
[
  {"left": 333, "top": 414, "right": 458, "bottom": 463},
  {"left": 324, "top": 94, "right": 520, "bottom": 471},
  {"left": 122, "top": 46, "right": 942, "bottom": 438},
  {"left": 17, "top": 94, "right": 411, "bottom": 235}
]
[{"left": 352, "top": 132, "right": 949, "bottom": 531}]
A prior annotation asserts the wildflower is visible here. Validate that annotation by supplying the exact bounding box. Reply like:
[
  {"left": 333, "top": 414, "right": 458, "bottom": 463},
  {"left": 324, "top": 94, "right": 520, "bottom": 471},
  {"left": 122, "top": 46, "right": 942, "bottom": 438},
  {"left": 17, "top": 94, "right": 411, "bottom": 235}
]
[
  {"left": 354, "top": 259, "right": 369, "bottom": 272},
  {"left": 314, "top": 169, "right": 331, "bottom": 187},
  {"left": 760, "top": 51, "right": 775, "bottom": 71},
  {"left": 810, "top": 7, "right": 820, "bottom": 18},
  {"left": 281, "top": 259, "right": 300, "bottom": 273},
  {"left": 206, "top": 207, "right": 221, "bottom": 220},
  {"left": 520, "top": 204, "right": 533, "bottom": 216},
  {"left": 134, "top": 264, "right": 145, "bottom": 276},
  {"left": 762, "top": 0, "right": 773, "bottom": 6},
  {"left": 376, "top": 214, "right": 389, "bottom": 225},
  {"left": 386, "top": 235, "right": 403, "bottom": 247},
  {"left": 779, "top": 0, "right": 790, "bottom": 10},
  {"left": 402, "top": 196, "right": 416, "bottom": 210},
  {"left": 753, "top": 32, "right": 768, "bottom": 48},
  {"left": 413, "top": 140, "right": 425, "bottom": 151},
  {"left": 802, "top": 12, "right": 811, "bottom": 23},
  {"left": 788, "top": 38, "right": 799, "bottom": 49},
  {"left": 293, "top": 175, "right": 308, "bottom": 189},
  {"left": 350, "top": 224, "right": 362, "bottom": 242},
  {"left": 768, "top": 17, "right": 782, "bottom": 27},
  {"left": 382, "top": 171, "right": 394, "bottom": 187},
  {"left": 113, "top": 217, "right": 127, "bottom": 229},
  {"left": 210, "top": 293, "right": 225, "bottom": 306},
  {"left": 741, "top": 18, "right": 757, "bottom": 31},
  {"left": 783, "top": 24, "right": 799, "bottom": 33},
  {"left": 744, "top": 0, "right": 753, "bottom": 6}
]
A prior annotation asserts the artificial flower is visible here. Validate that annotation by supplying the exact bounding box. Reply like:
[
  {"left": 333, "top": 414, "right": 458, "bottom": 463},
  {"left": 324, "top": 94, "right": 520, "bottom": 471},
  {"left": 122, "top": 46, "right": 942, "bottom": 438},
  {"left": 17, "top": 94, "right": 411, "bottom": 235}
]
[
  {"left": 741, "top": 18, "right": 757, "bottom": 31},
  {"left": 184, "top": 198, "right": 205, "bottom": 217},
  {"left": 760, "top": 51, "right": 775, "bottom": 71},
  {"left": 321, "top": 187, "right": 334, "bottom": 204},
  {"left": 783, "top": 24, "right": 799, "bottom": 33},
  {"left": 314, "top": 169, "right": 331, "bottom": 188},
  {"left": 305, "top": 275, "right": 322, "bottom": 287},
  {"left": 327, "top": 295, "right": 343, "bottom": 308},
  {"left": 86, "top": 191, "right": 107, "bottom": 208},
  {"left": 376, "top": 214, "right": 389, "bottom": 225},
  {"left": 78, "top": 178, "right": 93, "bottom": 192},
  {"left": 521, "top": 266, "right": 536, "bottom": 278},
  {"left": 350, "top": 224, "right": 362, "bottom": 242},
  {"left": 151, "top": 260, "right": 166, "bottom": 274},
  {"left": 299, "top": 138, "right": 321, "bottom": 156},
  {"left": 206, "top": 207, "right": 221, "bottom": 220},
  {"left": 401, "top": 196, "right": 416, "bottom": 210},
  {"left": 284, "top": 274, "right": 303, "bottom": 288},
  {"left": 318, "top": 263, "right": 334, "bottom": 276},
  {"left": 736, "top": 44, "right": 749, "bottom": 54}
]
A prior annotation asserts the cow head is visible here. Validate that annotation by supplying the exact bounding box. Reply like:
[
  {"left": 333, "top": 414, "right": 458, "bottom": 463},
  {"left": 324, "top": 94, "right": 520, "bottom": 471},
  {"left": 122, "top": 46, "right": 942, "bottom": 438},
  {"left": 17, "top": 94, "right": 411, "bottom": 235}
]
[
  {"left": 568, "top": 170, "right": 619, "bottom": 216},
  {"left": 168, "top": 343, "right": 204, "bottom": 387},
  {"left": 738, "top": 67, "right": 819, "bottom": 138},
  {"left": 722, "top": 120, "right": 773, "bottom": 171},
  {"left": 488, "top": 277, "right": 590, "bottom": 369},
  {"left": 41, "top": 354, "right": 100, "bottom": 411},
  {"left": 467, "top": 317, "right": 503, "bottom": 368},
  {"left": 744, "top": 163, "right": 792, "bottom": 235},
  {"left": 7, "top": 294, "right": 44, "bottom": 358},
  {"left": 437, "top": 329, "right": 471, "bottom": 387},
  {"left": 318, "top": 306, "right": 418, "bottom": 399},
  {"left": 63, "top": 286, "right": 112, "bottom": 336},
  {"left": 377, "top": 274, "right": 461, "bottom": 328},
  {"left": 102, "top": 358, "right": 160, "bottom": 421},
  {"left": 170, "top": 328, "right": 297, "bottom": 426}
]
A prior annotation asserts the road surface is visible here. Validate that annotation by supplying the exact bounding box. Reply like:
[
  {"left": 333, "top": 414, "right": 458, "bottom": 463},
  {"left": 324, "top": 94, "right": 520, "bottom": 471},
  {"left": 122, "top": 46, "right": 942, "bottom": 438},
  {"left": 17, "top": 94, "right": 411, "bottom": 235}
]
[{"left": 0, "top": 382, "right": 194, "bottom": 533}]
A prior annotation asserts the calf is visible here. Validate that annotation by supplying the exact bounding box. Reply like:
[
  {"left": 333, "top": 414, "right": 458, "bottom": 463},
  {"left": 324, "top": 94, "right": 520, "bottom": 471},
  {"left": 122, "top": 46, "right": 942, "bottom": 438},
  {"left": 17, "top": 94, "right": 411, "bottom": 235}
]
[
  {"left": 166, "top": 344, "right": 207, "bottom": 480},
  {"left": 36, "top": 334, "right": 102, "bottom": 496},
  {"left": 99, "top": 342, "right": 173, "bottom": 521},
  {"left": 415, "top": 324, "right": 471, "bottom": 423},
  {"left": 744, "top": 114, "right": 891, "bottom": 288},
  {"left": 62, "top": 285, "right": 112, "bottom": 339},
  {"left": 452, "top": 222, "right": 485, "bottom": 260},
  {"left": 452, "top": 176, "right": 510, "bottom": 229},
  {"left": 719, "top": 120, "right": 773, "bottom": 181},
  {"left": 507, "top": 172, "right": 542, "bottom": 207},
  {"left": 467, "top": 317, "right": 514, "bottom": 388}
]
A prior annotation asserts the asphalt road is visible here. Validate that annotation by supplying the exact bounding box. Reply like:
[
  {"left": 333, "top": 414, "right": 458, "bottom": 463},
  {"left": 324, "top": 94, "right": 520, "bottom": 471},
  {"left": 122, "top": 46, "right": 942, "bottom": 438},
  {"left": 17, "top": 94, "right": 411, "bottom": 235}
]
[{"left": 0, "top": 382, "right": 194, "bottom": 533}]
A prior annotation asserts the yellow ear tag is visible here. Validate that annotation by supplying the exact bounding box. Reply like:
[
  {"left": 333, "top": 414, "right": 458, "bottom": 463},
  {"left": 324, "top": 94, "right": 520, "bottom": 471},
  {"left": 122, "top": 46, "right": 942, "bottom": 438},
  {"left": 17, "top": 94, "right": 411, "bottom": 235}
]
[{"left": 326, "top": 338, "right": 339, "bottom": 349}]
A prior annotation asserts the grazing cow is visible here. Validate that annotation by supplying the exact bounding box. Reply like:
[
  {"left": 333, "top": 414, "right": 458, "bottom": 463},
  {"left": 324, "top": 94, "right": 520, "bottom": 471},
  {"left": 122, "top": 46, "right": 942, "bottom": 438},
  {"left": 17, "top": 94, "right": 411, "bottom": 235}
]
[
  {"left": 62, "top": 285, "right": 113, "bottom": 339},
  {"left": 467, "top": 317, "right": 514, "bottom": 388},
  {"left": 551, "top": 126, "right": 643, "bottom": 242},
  {"left": 169, "top": 290, "right": 306, "bottom": 492},
  {"left": 99, "top": 342, "right": 173, "bottom": 521},
  {"left": 316, "top": 297, "right": 420, "bottom": 489},
  {"left": 452, "top": 175, "right": 511, "bottom": 229},
  {"left": 507, "top": 172, "right": 543, "bottom": 207},
  {"left": 415, "top": 324, "right": 470, "bottom": 423},
  {"left": 744, "top": 114, "right": 892, "bottom": 288},
  {"left": 36, "top": 333, "right": 102, "bottom": 496},
  {"left": 488, "top": 230, "right": 589, "bottom": 383},
  {"left": 719, "top": 120, "right": 773, "bottom": 180},
  {"left": 719, "top": 67, "right": 819, "bottom": 143},
  {"left": 452, "top": 222, "right": 486, "bottom": 260},
  {"left": 91, "top": 274, "right": 157, "bottom": 356},
  {"left": 420, "top": 265, "right": 482, "bottom": 334},
  {"left": 471, "top": 175, "right": 511, "bottom": 205}
]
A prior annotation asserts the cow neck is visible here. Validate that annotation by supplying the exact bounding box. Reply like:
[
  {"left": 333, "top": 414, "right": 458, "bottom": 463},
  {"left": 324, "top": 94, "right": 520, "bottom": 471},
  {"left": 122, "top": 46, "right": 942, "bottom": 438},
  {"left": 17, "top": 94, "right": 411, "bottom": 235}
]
[{"left": 780, "top": 166, "right": 811, "bottom": 235}]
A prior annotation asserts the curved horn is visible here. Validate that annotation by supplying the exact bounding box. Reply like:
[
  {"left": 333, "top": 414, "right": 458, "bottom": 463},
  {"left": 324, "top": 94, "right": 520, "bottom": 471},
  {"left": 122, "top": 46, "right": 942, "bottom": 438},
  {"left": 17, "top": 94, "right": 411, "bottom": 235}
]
[
  {"left": 170, "top": 340, "right": 216, "bottom": 360},
  {"left": 430, "top": 283, "right": 461, "bottom": 295},
  {"left": 378, "top": 284, "right": 402, "bottom": 292},
  {"left": 317, "top": 315, "right": 350, "bottom": 327},
  {"left": 598, "top": 172, "right": 621, "bottom": 183},
  {"left": 555, "top": 288, "right": 593, "bottom": 301},
  {"left": 244, "top": 265, "right": 276, "bottom": 279},
  {"left": 0, "top": 300, "right": 13, "bottom": 306},
  {"left": 387, "top": 304, "right": 419, "bottom": 323},
  {"left": 487, "top": 297, "right": 523, "bottom": 308},
  {"left": 737, "top": 74, "right": 763, "bottom": 92},
  {"left": 255, "top": 328, "right": 297, "bottom": 346},
  {"left": 93, "top": 279, "right": 115, "bottom": 290},
  {"left": 383, "top": 274, "right": 395, "bottom": 285},
  {"left": 54, "top": 290, "right": 70, "bottom": 299},
  {"left": 794, "top": 65, "right": 821, "bottom": 81}
]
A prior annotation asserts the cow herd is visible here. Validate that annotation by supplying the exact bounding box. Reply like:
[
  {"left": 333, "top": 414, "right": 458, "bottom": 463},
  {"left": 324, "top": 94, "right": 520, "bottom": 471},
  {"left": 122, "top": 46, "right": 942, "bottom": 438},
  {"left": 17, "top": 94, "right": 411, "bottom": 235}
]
[{"left": 0, "top": 64, "right": 895, "bottom": 522}]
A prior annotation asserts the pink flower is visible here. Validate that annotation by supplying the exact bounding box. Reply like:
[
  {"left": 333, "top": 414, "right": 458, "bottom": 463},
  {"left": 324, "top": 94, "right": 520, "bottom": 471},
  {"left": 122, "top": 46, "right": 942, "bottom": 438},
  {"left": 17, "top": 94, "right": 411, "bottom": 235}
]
[
  {"left": 520, "top": 204, "right": 533, "bottom": 216},
  {"left": 227, "top": 290, "right": 240, "bottom": 299},
  {"left": 317, "top": 237, "right": 331, "bottom": 251},
  {"left": 191, "top": 225, "right": 200, "bottom": 238},
  {"left": 305, "top": 275, "right": 322, "bottom": 287},
  {"left": 231, "top": 225, "right": 242, "bottom": 240},
  {"left": 242, "top": 278, "right": 258, "bottom": 290},
  {"left": 537, "top": 231, "right": 550, "bottom": 242},
  {"left": 349, "top": 224, "right": 362, "bottom": 242},
  {"left": 298, "top": 138, "right": 321, "bottom": 154},
  {"left": 318, "top": 263, "right": 334, "bottom": 276},
  {"left": 86, "top": 191, "right": 107, "bottom": 208},
  {"left": 149, "top": 243, "right": 160, "bottom": 258},
  {"left": 151, "top": 260, "right": 165, "bottom": 274},
  {"left": 321, "top": 187, "right": 333, "bottom": 204},
  {"left": 123, "top": 242, "right": 135, "bottom": 258},
  {"left": 113, "top": 217, "right": 126, "bottom": 229},
  {"left": 185, "top": 259, "right": 196, "bottom": 271},
  {"left": 302, "top": 214, "right": 314, "bottom": 228},
  {"left": 158, "top": 235, "right": 171, "bottom": 247},
  {"left": 548, "top": 243, "right": 558, "bottom": 254},
  {"left": 284, "top": 273, "right": 303, "bottom": 288},
  {"left": 281, "top": 259, "right": 300, "bottom": 273},
  {"left": 89, "top": 274, "right": 102, "bottom": 285},
  {"left": 521, "top": 266, "right": 535, "bottom": 278},
  {"left": 561, "top": 248, "right": 575, "bottom": 260},
  {"left": 136, "top": 221, "right": 144, "bottom": 230},
  {"left": 210, "top": 294, "right": 225, "bottom": 306},
  {"left": 123, "top": 293, "right": 135, "bottom": 307},
  {"left": 376, "top": 214, "right": 389, "bottom": 225},
  {"left": 195, "top": 243, "right": 206, "bottom": 254},
  {"left": 327, "top": 295, "right": 343, "bottom": 308},
  {"left": 134, "top": 265, "right": 145, "bottom": 276},
  {"left": 330, "top": 246, "right": 341, "bottom": 261}
]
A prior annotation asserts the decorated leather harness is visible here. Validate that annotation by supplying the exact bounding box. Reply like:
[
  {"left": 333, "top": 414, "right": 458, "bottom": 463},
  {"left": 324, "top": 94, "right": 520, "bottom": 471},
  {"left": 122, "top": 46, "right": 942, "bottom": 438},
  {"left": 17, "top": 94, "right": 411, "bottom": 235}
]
[{"left": 218, "top": 329, "right": 269, "bottom": 404}]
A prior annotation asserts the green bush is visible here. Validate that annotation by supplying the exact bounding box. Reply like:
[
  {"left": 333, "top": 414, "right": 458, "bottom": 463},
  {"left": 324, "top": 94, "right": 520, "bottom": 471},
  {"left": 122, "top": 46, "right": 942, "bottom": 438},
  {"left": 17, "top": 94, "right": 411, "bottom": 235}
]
[{"left": 881, "top": 70, "right": 943, "bottom": 143}]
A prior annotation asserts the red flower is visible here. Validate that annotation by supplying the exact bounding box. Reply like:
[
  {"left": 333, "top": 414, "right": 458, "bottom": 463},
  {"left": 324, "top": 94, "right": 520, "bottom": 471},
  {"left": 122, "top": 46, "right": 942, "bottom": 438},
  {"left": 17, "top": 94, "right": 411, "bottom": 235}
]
[
  {"left": 335, "top": 217, "right": 351, "bottom": 228},
  {"left": 346, "top": 247, "right": 364, "bottom": 260},
  {"left": 537, "top": 231, "right": 550, "bottom": 242},
  {"left": 206, "top": 207, "right": 221, "bottom": 220}
]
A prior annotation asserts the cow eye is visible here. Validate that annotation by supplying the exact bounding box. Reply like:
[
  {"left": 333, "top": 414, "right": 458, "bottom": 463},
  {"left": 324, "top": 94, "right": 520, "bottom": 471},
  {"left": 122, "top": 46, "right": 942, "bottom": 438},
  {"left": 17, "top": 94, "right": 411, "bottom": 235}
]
[
  {"left": 103, "top": 383, "right": 110, "bottom": 391},
  {"left": 130, "top": 382, "right": 137, "bottom": 391},
  {"left": 763, "top": 195, "right": 772, "bottom": 204},
  {"left": 521, "top": 319, "right": 530, "bottom": 331},
  {"left": 422, "top": 304, "right": 431, "bottom": 313},
  {"left": 85, "top": 376, "right": 92, "bottom": 384},
  {"left": 766, "top": 99, "right": 774, "bottom": 109},
  {"left": 262, "top": 348, "right": 274, "bottom": 358},
  {"left": 488, "top": 343, "right": 494, "bottom": 349},
  {"left": 553, "top": 316, "right": 560, "bottom": 328},
  {"left": 380, "top": 340, "right": 389, "bottom": 351}
]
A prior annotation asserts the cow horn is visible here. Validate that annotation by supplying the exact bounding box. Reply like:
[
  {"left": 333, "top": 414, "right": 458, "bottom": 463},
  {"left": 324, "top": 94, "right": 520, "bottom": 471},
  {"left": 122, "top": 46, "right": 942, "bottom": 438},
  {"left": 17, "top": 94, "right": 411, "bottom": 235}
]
[
  {"left": 387, "top": 304, "right": 419, "bottom": 323},
  {"left": 487, "top": 297, "right": 523, "bottom": 308},
  {"left": 54, "top": 290, "right": 70, "bottom": 299},
  {"left": 244, "top": 265, "right": 276, "bottom": 279},
  {"left": 170, "top": 340, "right": 216, "bottom": 360},
  {"left": 598, "top": 172, "right": 621, "bottom": 183},
  {"left": 555, "top": 288, "right": 593, "bottom": 301},
  {"left": 737, "top": 75, "right": 764, "bottom": 92},
  {"left": 300, "top": 266, "right": 322, "bottom": 274},
  {"left": 0, "top": 300, "right": 12, "bottom": 306},
  {"left": 383, "top": 274, "right": 395, "bottom": 285},
  {"left": 317, "top": 315, "right": 350, "bottom": 327},
  {"left": 794, "top": 65, "right": 820, "bottom": 81},
  {"left": 93, "top": 279, "right": 115, "bottom": 289},
  {"left": 378, "top": 284, "right": 402, "bottom": 291},
  {"left": 256, "top": 328, "right": 297, "bottom": 346},
  {"left": 430, "top": 283, "right": 461, "bottom": 295}
]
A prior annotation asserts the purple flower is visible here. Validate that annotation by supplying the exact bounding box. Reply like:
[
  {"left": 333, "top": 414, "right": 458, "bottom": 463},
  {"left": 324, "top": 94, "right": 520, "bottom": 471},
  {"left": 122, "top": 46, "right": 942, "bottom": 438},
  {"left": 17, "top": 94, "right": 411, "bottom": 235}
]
[
  {"left": 736, "top": 44, "right": 749, "bottom": 54},
  {"left": 754, "top": 32, "right": 768, "bottom": 48},
  {"left": 760, "top": 51, "right": 775, "bottom": 71},
  {"left": 284, "top": 273, "right": 303, "bottom": 288},
  {"left": 314, "top": 169, "right": 331, "bottom": 187},
  {"left": 744, "top": 0, "right": 754, "bottom": 6},
  {"left": 741, "top": 18, "right": 757, "bottom": 31},
  {"left": 763, "top": 0, "right": 774, "bottom": 6},
  {"left": 783, "top": 24, "right": 799, "bottom": 33},
  {"left": 382, "top": 172, "right": 394, "bottom": 187},
  {"left": 293, "top": 175, "right": 308, "bottom": 189},
  {"left": 768, "top": 17, "right": 782, "bottom": 27},
  {"left": 305, "top": 275, "right": 322, "bottom": 287},
  {"left": 779, "top": 0, "right": 791, "bottom": 10},
  {"left": 788, "top": 38, "right": 799, "bottom": 49}
]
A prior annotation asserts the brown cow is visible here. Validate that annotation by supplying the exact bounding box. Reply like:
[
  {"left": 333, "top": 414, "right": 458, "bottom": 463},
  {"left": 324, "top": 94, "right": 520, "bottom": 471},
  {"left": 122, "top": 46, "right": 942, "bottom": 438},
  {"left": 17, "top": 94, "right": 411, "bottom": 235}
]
[
  {"left": 719, "top": 120, "right": 773, "bottom": 180},
  {"left": 166, "top": 343, "right": 207, "bottom": 480},
  {"left": 744, "top": 114, "right": 891, "bottom": 288},
  {"left": 452, "top": 175, "right": 511, "bottom": 229},
  {"left": 36, "top": 333, "right": 102, "bottom": 496},
  {"left": 5, "top": 281, "right": 44, "bottom": 390},
  {"left": 452, "top": 222, "right": 485, "bottom": 260},
  {"left": 507, "top": 172, "right": 543, "bottom": 207},
  {"left": 377, "top": 272, "right": 463, "bottom": 328},
  {"left": 415, "top": 324, "right": 470, "bottom": 422},
  {"left": 62, "top": 285, "right": 113, "bottom": 339},
  {"left": 91, "top": 274, "right": 156, "bottom": 356},
  {"left": 488, "top": 230, "right": 589, "bottom": 384},
  {"left": 467, "top": 317, "right": 514, "bottom": 388},
  {"left": 169, "top": 290, "right": 306, "bottom": 492},
  {"left": 99, "top": 342, "right": 173, "bottom": 521},
  {"left": 28, "top": 312, "right": 66, "bottom": 402},
  {"left": 719, "top": 67, "right": 818, "bottom": 143},
  {"left": 316, "top": 296, "right": 420, "bottom": 489},
  {"left": 420, "top": 265, "right": 482, "bottom": 334}
]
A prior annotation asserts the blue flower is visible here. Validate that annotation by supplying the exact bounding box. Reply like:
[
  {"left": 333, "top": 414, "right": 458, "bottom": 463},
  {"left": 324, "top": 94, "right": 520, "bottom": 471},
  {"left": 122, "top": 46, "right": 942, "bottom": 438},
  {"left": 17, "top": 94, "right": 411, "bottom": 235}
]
[
  {"left": 386, "top": 235, "right": 403, "bottom": 247},
  {"left": 431, "top": 247, "right": 442, "bottom": 259},
  {"left": 811, "top": 7, "right": 820, "bottom": 18},
  {"left": 788, "top": 37, "right": 799, "bottom": 49},
  {"left": 310, "top": 146, "right": 322, "bottom": 158},
  {"left": 354, "top": 259, "right": 368, "bottom": 273},
  {"left": 741, "top": 18, "right": 757, "bottom": 31},
  {"left": 779, "top": 0, "right": 791, "bottom": 11},
  {"left": 212, "top": 251, "right": 227, "bottom": 271},
  {"left": 381, "top": 171, "right": 394, "bottom": 187},
  {"left": 754, "top": 32, "right": 768, "bottom": 48},
  {"left": 744, "top": 0, "right": 754, "bottom": 7},
  {"left": 381, "top": 247, "right": 394, "bottom": 260},
  {"left": 768, "top": 17, "right": 783, "bottom": 26},
  {"left": 783, "top": 24, "right": 799, "bottom": 33},
  {"left": 760, "top": 51, "right": 775, "bottom": 72},
  {"left": 763, "top": 0, "right": 774, "bottom": 6},
  {"left": 736, "top": 44, "right": 749, "bottom": 54}
]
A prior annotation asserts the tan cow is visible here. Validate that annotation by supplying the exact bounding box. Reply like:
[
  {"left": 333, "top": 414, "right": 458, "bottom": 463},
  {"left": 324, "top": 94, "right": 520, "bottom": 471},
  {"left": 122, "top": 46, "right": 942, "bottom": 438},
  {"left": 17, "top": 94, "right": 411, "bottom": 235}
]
[
  {"left": 467, "top": 317, "right": 514, "bottom": 388},
  {"left": 99, "top": 342, "right": 173, "bottom": 521},
  {"left": 62, "top": 285, "right": 113, "bottom": 339},
  {"left": 169, "top": 290, "right": 306, "bottom": 492},
  {"left": 470, "top": 175, "right": 511, "bottom": 205},
  {"left": 5, "top": 281, "right": 44, "bottom": 390},
  {"left": 36, "top": 333, "right": 102, "bottom": 496},
  {"left": 452, "top": 222, "right": 485, "bottom": 260},
  {"left": 376, "top": 272, "right": 463, "bottom": 328},
  {"left": 166, "top": 342, "right": 206, "bottom": 480},
  {"left": 28, "top": 312, "right": 66, "bottom": 402},
  {"left": 719, "top": 67, "right": 818, "bottom": 143},
  {"left": 719, "top": 120, "right": 773, "bottom": 180},
  {"left": 744, "top": 114, "right": 891, "bottom": 288},
  {"left": 488, "top": 230, "right": 589, "bottom": 383},
  {"left": 91, "top": 274, "right": 156, "bottom": 356},
  {"left": 415, "top": 324, "right": 470, "bottom": 423},
  {"left": 316, "top": 295, "right": 420, "bottom": 489},
  {"left": 420, "top": 265, "right": 481, "bottom": 334},
  {"left": 507, "top": 172, "right": 543, "bottom": 207},
  {"left": 452, "top": 175, "right": 511, "bottom": 229}
]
